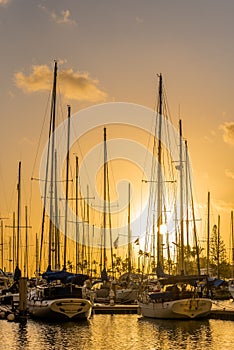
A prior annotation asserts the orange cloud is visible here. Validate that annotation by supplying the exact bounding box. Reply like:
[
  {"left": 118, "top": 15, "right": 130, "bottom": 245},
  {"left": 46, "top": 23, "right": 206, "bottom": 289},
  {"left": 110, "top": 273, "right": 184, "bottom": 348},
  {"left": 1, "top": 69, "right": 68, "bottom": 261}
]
[
  {"left": 51, "top": 10, "right": 76, "bottom": 25},
  {"left": 0, "top": 0, "right": 10, "bottom": 6},
  {"left": 15, "top": 64, "right": 107, "bottom": 102},
  {"left": 225, "top": 169, "right": 234, "bottom": 180},
  {"left": 219, "top": 122, "right": 234, "bottom": 146},
  {"left": 136, "top": 17, "right": 143, "bottom": 24},
  {"left": 39, "top": 5, "right": 77, "bottom": 26}
]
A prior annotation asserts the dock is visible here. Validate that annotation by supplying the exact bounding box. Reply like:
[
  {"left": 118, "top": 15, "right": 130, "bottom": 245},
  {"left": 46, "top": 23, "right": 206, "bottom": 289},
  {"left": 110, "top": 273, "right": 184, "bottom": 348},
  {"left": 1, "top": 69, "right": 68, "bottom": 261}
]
[
  {"left": 209, "top": 309, "right": 234, "bottom": 321},
  {"left": 210, "top": 300, "right": 234, "bottom": 321},
  {"left": 92, "top": 301, "right": 234, "bottom": 320},
  {"left": 92, "top": 303, "right": 139, "bottom": 314}
]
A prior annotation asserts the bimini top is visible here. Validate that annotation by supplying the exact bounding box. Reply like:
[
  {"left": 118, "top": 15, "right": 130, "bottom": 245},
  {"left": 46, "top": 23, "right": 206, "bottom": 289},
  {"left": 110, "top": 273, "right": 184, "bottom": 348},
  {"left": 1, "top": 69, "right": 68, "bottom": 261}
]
[
  {"left": 42, "top": 269, "right": 89, "bottom": 286},
  {"left": 158, "top": 274, "right": 209, "bottom": 286}
]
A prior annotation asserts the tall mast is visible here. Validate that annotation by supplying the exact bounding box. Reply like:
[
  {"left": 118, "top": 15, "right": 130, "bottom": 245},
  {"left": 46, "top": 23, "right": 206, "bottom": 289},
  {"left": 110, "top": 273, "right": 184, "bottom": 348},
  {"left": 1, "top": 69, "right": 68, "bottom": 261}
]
[
  {"left": 35, "top": 233, "right": 39, "bottom": 280},
  {"left": 13, "top": 212, "right": 16, "bottom": 271},
  {"left": 156, "top": 73, "right": 163, "bottom": 269},
  {"left": 1, "top": 221, "right": 3, "bottom": 269},
  {"left": 16, "top": 161, "right": 21, "bottom": 267},
  {"left": 24, "top": 205, "right": 28, "bottom": 277},
  {"left": 185, "top": 140, "right": 189, "bottom": 248},
  {"left": 87, "top": 185, "right": 90, "bottom": 274},
  {"left": 152, "top": 213, "right": 156, "bottom": 270},
  {"left": 231, "top": 210, "right": 234, "bottom": 278},
  {"left": 217, "top": 215, "right": 220, "bottom": 278},
  {"left": 179, "top": 119, "right": 185, "bottom": 275},
  {"left": 103, "top": 127, "right": 107, "bottom": 271},
  {"left": 63, "top": 105, "right": 71, "bottom": 270},
  {"left": 75, "top": 156, "right": 80, "bottom": 274},
  {"left": 8, "top": 236, "right": 12, "bottom": 273},
  {"left": 206, "top": 191, "right": 210, "bottom": 275},
  {"left": 128, "top": 183, "right": 132, "bottom": 276},
  {"left": 54, "top": 150, "right": 60, "bottom": 269},
  {"left": 48, "top": 60, "right": 58, "bottom": 269},
  {"left": 81, "top": 198, "right": 85, "bottom": 274},
  {"left": 39, "top": 60, "right": 57, "bottom": 272}
]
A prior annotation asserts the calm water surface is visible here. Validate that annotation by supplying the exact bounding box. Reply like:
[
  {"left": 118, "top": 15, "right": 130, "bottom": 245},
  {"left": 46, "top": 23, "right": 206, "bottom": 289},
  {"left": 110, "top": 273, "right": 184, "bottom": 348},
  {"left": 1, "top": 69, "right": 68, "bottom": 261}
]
[{"left": 0, "top": 313, "right": 233, "bottom": 349}]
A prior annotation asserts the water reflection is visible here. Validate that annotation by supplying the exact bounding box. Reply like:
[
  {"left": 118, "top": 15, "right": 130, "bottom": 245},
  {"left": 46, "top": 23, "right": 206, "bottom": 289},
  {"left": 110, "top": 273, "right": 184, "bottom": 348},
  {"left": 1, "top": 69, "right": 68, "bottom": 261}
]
[
  {"left": 0, "top": 315, "right": 233, "bottom": 350},
  {"left": 17, "top": 319, "right": 28, "bottom": 350},
  {"left": 138, "top": 317, "right": 212, "bottom": 349},
  {"left": 32, "top": 319, "right": 92, "bottom": 349}
]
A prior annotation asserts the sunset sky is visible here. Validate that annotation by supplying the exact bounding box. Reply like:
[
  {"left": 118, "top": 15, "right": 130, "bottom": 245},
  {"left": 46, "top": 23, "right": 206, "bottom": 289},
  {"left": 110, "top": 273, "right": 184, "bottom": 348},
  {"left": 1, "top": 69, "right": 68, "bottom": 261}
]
[{"left": 0, "top": 0, "right": 234, "bottom": 271}]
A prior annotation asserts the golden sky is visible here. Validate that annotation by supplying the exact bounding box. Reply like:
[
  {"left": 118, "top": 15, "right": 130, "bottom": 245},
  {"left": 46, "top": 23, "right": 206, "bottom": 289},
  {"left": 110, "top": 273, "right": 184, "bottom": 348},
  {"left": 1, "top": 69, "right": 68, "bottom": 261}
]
[{"left": 0, "top": 0, "right": 234, "bottom": 273}]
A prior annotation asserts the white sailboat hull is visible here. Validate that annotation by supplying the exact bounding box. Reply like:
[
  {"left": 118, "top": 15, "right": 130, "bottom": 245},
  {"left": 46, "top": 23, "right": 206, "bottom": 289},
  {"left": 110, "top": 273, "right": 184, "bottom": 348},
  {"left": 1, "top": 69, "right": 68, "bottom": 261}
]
[
  {"left": 27, "top": 298, "right": 92, "bottom": 321},
  {"left": 138, "top": 298, "right": 212, "bottom": 319}
]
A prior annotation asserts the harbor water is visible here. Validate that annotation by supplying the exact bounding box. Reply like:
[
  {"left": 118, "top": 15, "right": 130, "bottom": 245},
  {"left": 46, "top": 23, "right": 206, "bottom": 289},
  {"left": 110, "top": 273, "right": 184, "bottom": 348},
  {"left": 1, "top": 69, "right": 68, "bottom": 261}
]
[{"left": 0, "top": 313, "right": 234, "bottom": 350}]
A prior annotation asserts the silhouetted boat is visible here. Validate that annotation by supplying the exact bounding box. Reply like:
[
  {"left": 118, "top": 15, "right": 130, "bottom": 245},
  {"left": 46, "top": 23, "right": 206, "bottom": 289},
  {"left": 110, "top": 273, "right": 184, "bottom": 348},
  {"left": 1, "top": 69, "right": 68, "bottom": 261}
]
[
  {"left": 138, "top": 74, "right": 212, "bottom": 319},
  {"left": 27, "top": 270, "right": 92, "bottom": 321},
  {"left": 27, "top": 61, "right": 92, "bottom": 321},
  {"left": 139, "top": 275, "right": 212, "bottom": 319}
]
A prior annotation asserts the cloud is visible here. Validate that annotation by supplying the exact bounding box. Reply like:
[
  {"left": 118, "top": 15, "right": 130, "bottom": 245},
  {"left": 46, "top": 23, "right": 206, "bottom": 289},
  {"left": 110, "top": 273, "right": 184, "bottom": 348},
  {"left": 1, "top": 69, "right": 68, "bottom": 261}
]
[
  {"left": 219, "top": 121, "right": 234, "bottom": 146},
  {"left": 0, "top": 0, "right": 11, "bottom": 6},
  {"left": 225, "top": 169, "right": 234, "bottom": 180},
  {"left": 39, "top": 5, "right": 77, "bottom": 26},
  {"left": 19, "top": 137, "right": 36, "bottom": 146},
  {"left": 52, "top": 9, "right": 76, "bottom": 25},
  {"left": 15, "top": 64, "right": 107, "bottom": 102},
  {"left": 204, "top": 129, "right": 216, "bottom": 143},
  {"left": 59, "top": 68, "right": 107, "bottom": 102},
  {"left": 211, "top": 198, "right": 234, "bottom": 213},
  {"left": 136, "top": 16, "right": 143, "bottom": 24},
  {"left": 15, "top": 65, "right": 52, "bottom": 92}
]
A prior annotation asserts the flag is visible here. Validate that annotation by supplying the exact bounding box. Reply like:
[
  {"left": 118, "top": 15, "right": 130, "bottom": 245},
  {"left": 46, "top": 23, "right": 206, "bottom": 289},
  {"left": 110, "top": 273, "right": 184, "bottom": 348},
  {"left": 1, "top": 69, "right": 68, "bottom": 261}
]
[
  {"left": 134, "top": 237, "right": 140, "bottom": 245},
  {"left": 113, "top": 236, "right": 119, "bottom": 249}
]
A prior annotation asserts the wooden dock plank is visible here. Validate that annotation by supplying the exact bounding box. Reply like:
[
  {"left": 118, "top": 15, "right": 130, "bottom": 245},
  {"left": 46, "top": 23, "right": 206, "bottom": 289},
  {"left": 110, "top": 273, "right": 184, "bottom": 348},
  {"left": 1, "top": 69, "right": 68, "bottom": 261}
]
[{"left": 92, "top": 304, "right": 139, "bottom": 314}]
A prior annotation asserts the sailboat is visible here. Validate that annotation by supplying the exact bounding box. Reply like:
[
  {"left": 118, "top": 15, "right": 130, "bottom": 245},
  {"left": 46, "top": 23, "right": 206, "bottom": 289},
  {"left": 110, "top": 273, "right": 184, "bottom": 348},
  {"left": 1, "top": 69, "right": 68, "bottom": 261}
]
[
  {"left": 88, "top": 130, "right": 138, "bottom": 304},
  {"left": 27, "top": 269, "right": 92, "bottom": 321},
  {"left": 0, "top": 162, "right": 23, "bottom": 309},
  {"left": 114, "top": 183, "right": 139, "bottom": 304},
  {"left": 138, "top": 74, "right": 212, "bottom": 319},
  {"left": 27, "top": 61, "right": 92, "bottom": 321}
]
